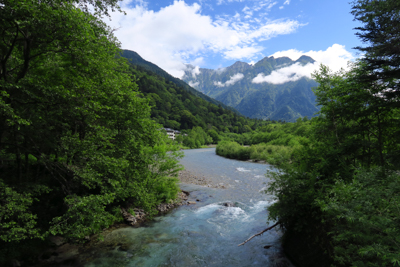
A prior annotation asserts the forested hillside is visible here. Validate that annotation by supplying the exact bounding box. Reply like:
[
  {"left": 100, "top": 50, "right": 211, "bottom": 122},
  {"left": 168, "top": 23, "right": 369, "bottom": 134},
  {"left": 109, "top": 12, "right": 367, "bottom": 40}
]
[
  {"left": 182, "top": 56, "right": 319, "bottom": 122},
  {"left": 122, "top": 50, "right": 238, "bottom": 113},
  {"left": 127, "top": 64, "right": 256, "bottom": 133}
]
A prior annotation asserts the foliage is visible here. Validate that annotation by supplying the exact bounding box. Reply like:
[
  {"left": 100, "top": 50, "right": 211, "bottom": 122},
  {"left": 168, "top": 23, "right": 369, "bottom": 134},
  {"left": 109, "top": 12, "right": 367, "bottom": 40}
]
[
  {"left": 267, "top": 60, "right": 400, "bottom": 266},
  {"left": 216, "top": 141, "right": 294, "bottom": 166},
  {"left": 216, "top": 119, "right": 312, "bottom": 165},
  {"left": 351, "top": 0, "right": 400, "bottom": 101},
  {"left": 0, "top": 0, "right": 182, "bottom": 264},
  {"left": 181, "top": 127, "right": 213, "bottom": 149},
  {"left": 0, "top": 181, "right": 50, "bottom": 242},
  {"left": 312, "top": 63, "right": 400, "bottom": 170},
  {"left": 216, "top": 141, "right": 251, "bottom": 161},
  {"left": 317, "top": 168, "right": 400, "bottom": 267},
  {"left": 266, "top": 4, "right": 400, "bottom": 263}
]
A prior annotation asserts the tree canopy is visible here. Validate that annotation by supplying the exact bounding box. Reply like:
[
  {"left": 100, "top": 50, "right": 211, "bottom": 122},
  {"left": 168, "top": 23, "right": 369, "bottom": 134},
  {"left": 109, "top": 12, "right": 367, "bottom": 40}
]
[
  {"left": 352, "top": 0, "right": 400, "bottom": 101},
  {"left": 0, "top": 0, "right": 181, "bottom": 264},
  {"left": 264, "top": 1, "right": 400, "bottom": 266}
]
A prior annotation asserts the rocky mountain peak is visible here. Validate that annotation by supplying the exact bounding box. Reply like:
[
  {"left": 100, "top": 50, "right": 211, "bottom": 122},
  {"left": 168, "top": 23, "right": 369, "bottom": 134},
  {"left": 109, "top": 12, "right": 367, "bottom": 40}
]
[{"left": 295, "top": 55, "right": 315, "bottom": 65}]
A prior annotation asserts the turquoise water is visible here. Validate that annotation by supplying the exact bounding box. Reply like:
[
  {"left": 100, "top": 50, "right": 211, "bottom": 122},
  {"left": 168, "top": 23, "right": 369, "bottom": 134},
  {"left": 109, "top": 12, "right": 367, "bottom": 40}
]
[{"left": 84, "top": 148, "right": 293, "bottom": 267}]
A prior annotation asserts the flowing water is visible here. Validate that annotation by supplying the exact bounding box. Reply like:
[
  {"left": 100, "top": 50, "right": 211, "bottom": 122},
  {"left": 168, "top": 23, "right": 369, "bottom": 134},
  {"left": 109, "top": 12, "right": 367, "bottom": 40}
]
[{"left": 84, "top": 148, "right": 293, "bottom": 267}]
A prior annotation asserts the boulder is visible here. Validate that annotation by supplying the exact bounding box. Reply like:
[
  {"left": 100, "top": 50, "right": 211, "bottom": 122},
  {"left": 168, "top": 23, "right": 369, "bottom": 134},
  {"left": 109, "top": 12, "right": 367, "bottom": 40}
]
[
  {"left": 222, "top": 202, "right": 235, "bottom": 207},
  {"left": 120, "top": 208, "right": 137, "bottom": 225}
]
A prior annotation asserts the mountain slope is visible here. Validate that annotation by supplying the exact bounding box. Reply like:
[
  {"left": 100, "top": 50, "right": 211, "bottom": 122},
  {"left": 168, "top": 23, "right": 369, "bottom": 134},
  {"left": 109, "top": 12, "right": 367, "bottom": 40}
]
[
  {"left": 121, "top": 51, "right": 260, "bottom": 133},
  {"left": 182, "top": 55, "right": 319, "bottom": 122},
  {"left": 121, "top": 50, "right": 238, "bottom": 113}
]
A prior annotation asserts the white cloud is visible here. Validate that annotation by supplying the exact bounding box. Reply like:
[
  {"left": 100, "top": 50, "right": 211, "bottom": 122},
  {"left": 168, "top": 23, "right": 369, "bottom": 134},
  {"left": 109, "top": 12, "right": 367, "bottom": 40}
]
[
  {"left": 217, "top": 0, "right": 244, "bottom": 5},
  {"left": 214, "top": 73, "right": 244, "bottom": 87},
  {"left": 191, "top": 57, "right": 205, "bottom": 66},
  {"left": 270, "top": 44, "right": 353, "bottom": 72},
  {"left": 279, "top": 0, "right": 290, "bottom": 10},
  {"left": 247, "top": 20, "right": 305, "bottom": 41},
  {"left": 215, "top": 67, "right": 227, "bottom": 74},
  {"left": 267, "top": 2, "right": 278, "bottom": 9},
  {"left": 106, "top": 0, "right": 303, "bottom": 77},
  {"left": 191, "top": 66, "right": 201, "bottom": 77},
  {"left": 252, "top": 62, "right": 316, "bottom": 84},
  {"left": 252, "top": 44, "right": 354, "bottom": 84},
  {"left": 189, "top": 81, "right": 200, "bottom": 88}
]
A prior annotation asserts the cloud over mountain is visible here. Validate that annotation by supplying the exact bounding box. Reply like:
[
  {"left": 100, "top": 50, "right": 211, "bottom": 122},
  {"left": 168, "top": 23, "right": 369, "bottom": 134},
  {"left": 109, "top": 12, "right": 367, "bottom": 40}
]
[
  {"left": 105, "top": 0, "right": 304, "bottom": 77},
  {"left": 252, "top": 44, "right": 354, "bottom": 84},
  {"left": 214, "top": 73, "right": 245, "bottom": 87},
  {"left": 252, "top": 62, "right": 315, "bottom": 84}
]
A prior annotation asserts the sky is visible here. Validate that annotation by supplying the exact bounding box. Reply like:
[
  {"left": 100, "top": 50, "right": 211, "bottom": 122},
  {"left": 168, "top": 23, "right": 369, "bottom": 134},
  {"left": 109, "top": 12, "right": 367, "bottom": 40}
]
[{"left": 104, "top": 0, "right": 364, "bottom": 80}]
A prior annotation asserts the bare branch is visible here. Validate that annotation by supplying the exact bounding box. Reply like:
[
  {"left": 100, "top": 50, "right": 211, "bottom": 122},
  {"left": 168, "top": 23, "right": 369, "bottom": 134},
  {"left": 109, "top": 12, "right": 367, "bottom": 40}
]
[{"left": 238, "top": 221, "right": 280, "bottom": 247}]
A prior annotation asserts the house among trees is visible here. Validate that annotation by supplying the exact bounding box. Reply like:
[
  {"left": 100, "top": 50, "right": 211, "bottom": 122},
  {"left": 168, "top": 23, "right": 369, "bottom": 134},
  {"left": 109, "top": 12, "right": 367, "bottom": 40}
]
[{"left": 163, "top": 128, "right": 181, "bottom": 140}]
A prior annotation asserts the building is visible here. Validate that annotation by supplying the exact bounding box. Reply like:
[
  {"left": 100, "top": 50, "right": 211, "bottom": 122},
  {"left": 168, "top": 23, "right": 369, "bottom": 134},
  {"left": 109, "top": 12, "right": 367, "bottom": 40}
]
[{"left": 163, "top": 128, "right": 181, "bottom": 140}]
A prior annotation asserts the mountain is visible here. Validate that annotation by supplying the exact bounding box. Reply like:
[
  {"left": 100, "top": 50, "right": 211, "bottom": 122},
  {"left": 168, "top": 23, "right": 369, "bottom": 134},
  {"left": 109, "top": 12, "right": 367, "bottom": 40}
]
[
  {"left": 182, "top": 55, "right": 319, "bottom": 122},
  {"left": 121, "top": 50, "right": 238, "bottom": 114},
  {"left": 121, "top": 50, "right": 263, "bottom": 133}
]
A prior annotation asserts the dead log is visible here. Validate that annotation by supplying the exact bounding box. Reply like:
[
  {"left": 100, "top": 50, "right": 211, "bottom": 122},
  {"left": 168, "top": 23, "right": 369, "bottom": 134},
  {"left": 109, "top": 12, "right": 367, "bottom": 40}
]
[{"left": 238, "top": 221, "right": 281, "bottom": 247}]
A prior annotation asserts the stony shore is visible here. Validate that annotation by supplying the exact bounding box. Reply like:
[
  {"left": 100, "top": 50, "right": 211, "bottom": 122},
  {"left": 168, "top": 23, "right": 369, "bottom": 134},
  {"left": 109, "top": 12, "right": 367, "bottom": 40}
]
[
  {"left": 119, "top": 168, "right": 225, "bottom": 227},
  {"left": 178, "top": 169, "right": 227, "bottom": 189}
]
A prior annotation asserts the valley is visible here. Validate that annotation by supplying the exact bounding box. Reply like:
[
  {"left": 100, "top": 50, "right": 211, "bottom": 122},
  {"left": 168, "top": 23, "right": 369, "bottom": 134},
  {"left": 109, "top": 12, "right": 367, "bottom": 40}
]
[{"left": 1, "top": 1, "right": 399, "bottom": 267}]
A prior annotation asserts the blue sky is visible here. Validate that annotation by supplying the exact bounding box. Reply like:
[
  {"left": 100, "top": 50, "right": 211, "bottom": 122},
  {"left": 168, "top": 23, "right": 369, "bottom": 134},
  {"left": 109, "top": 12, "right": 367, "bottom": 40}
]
[{"left": 105, "top": 0, "right": 363, "bottom": 78}]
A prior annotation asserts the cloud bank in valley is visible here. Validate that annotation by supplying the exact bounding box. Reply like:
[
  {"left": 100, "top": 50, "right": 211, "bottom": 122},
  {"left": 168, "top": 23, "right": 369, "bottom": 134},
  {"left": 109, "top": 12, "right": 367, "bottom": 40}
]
[
  {"left": 252, "top": 44, "right": 354, "bottom": 84},
  {"left": 214, "top": 73, "right": 244, "bottom": 87}
]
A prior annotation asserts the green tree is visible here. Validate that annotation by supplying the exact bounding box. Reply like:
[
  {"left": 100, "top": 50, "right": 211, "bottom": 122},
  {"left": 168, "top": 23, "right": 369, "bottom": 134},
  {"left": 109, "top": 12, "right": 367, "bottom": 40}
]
[
  {"left": 312, "top": 63, "right": 400, "bottom": 171},
  {"left": 207, "top": 129, "right": 220, "bottom": 144},
  {"left": 351, "top": 0, "right": 400, "bottom": 100},
  {"left": 267, "top": 62, "right": 400, "bottom": 266},
  {"left": 0, "top": 1, "right": 182, "bottom": 263}
]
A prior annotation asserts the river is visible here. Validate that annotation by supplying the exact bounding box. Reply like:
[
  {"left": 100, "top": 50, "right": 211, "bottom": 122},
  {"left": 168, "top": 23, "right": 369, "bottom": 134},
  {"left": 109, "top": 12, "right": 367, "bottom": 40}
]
[{"left": 83, "top": 148, "right": 293, "bottom": 267}]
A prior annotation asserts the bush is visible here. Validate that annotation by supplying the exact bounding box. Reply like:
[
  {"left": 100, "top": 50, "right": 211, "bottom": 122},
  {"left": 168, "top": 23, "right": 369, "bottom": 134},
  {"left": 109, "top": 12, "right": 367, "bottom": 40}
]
[{"left": 317, "top": 168, "right": 400, "bottom": 267}]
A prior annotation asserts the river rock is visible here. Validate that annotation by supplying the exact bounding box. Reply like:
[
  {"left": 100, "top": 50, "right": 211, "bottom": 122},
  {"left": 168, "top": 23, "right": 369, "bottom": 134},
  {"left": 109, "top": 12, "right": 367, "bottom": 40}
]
[
  {"left": 117, "top": 243, "right": 130, "bottom": 251},
  {"left": 120, "top": 208, "right": 137, "bottom": 225},
  {"left": 222, "top": 202, "right": 235, "bottom": 207},
  {"left": 187, "top": 201, "right": 197, "bottom": 204}
]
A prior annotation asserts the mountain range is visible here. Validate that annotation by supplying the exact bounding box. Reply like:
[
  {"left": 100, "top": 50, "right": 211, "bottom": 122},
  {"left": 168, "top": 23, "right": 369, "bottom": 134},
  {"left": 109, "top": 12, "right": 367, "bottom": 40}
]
[{"left": 182, "top": 56, "right": 319, "bottom": 122}]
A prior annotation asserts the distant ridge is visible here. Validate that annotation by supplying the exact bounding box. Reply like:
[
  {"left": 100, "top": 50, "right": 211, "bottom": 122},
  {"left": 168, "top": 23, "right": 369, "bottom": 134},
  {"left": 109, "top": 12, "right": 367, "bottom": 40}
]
[{"left": 182, "top": 55, "right": 319, "bottom": 122}]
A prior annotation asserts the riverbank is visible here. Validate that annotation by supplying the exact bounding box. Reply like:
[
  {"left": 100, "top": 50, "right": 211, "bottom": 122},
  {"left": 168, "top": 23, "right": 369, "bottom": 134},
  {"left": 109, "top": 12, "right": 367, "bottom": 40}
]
[
  {"left": 30, "top": 168, "right": 221, "bottom": 267},
  {"left": 30, "top": 186, "right": 191, "bottom": 267},
  {"left": 178, "top": 169, "right": 226, "bottom": 188},
  {"left": 179, "top": 144, "right": 217, "bottom": 150}
]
